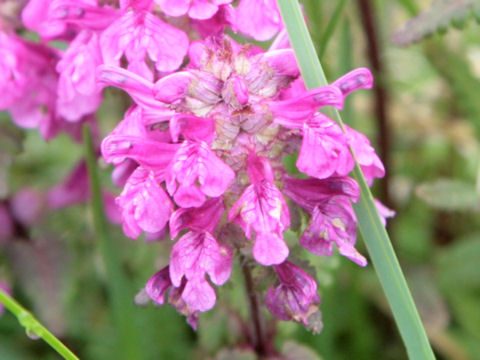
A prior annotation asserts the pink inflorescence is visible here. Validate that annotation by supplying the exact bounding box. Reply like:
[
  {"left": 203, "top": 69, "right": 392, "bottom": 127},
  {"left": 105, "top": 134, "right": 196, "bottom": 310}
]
[{"left": 4, "top": 0, "right": 391, "bottom": 329}]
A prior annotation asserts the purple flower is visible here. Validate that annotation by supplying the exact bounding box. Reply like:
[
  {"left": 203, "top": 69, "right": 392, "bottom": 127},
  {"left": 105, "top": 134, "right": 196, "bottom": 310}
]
[
  {"left": 22, "top": 0, "right": 120, "bottom": 40},
  {"left": 170, "top": 197, "right": 224, "bottom": 238},
  {"left": 98, "top": 34, "right": 383, "bottom": 326},
  {"left": 146, "top": 266, "right": 172, "bottom": 305},
  {"left": 166, "top": 141, "right": 235, "bottom": 208},
  {"left": 296, "top": 114, "right": 353, "bottom": 179},
  {"left": 266, "top": 261, "right": 320, "bottom": 325},
  {"left": 157, "top": 0, "right": 232, "bottom": 20},
  {"left": 284, "top": 176, "right": 367, "bottom": 266},
  {"left": 234, "top": 0, "right": 282, "bottom": 41},
  {"left": 100, "top": 9, "right": 188, "bottom": 79},
  {"left": 145, "top": 266, "right": 200, "bottom": 329},
  {"left": 117, "top": 167, "right": 173, "bottom": 239},
  {"left": 346, "top": 125, "right": 385, "bottom": 186},
  {"left": 10, "top": 189, "right": 44, "bottom": 227},
  {"left": 170, "top": 230, "right": 232, "bottom": 311},
  {"left": 56, "top": 30, "right": 103, "bottom": 122},
  {"left": 229, "top": 154, "right": 290, "bottom": 266}
]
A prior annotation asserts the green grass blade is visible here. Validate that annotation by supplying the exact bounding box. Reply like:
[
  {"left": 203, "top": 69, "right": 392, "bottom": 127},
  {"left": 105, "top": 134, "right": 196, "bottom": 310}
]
[
  {"left": 319, "top": 0, "right": 347, "bottom": 58},
  {"left": 276, "top": 1, "right": 435, "bottom": 359},
  {"left": 83, "top": 125, "right": 142, "bottom": 360}
]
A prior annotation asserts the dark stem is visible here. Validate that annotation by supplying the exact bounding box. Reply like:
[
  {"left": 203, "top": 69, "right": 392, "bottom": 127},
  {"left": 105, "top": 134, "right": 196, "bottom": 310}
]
[
  {"left": 357, "top": 0, "right": 393, "bottom": 208},
  {"left": 239, "top": 255, "right": 268, "bottom": 357}
]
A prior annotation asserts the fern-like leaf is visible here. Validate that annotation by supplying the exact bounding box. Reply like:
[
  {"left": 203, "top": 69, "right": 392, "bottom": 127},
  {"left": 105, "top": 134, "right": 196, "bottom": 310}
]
[{"left": 392, "top": 0, "right": 480, "bottom": 46}]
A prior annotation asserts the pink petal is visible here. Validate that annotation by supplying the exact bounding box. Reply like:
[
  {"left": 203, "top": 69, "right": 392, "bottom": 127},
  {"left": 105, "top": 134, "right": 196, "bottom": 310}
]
[
  {"left": 189, "top": 0, "right": 219, "bottom": 20},
  {"left": 253, "top": 232, "right": 289, "bottom": 266},
  {"left": 182, "top": 278, "right": 216, "bottom": 311},
  {"left": 156, "top": 0, "right": 190, "bottom": 17}
]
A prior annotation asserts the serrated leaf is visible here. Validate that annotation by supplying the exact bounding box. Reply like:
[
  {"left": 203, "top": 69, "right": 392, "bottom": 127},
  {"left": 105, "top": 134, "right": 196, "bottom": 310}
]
[
  {"left": 415, "top": 179, "right": 480, "bottom": 211},
  {"left": 391, "top": 0, "right": 478, "bottom": 47}
]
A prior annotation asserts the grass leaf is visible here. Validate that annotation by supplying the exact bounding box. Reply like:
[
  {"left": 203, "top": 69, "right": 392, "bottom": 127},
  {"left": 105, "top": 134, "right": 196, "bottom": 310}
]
[{"left": 276, "top": 1, "right": 435, "bottom": 359}]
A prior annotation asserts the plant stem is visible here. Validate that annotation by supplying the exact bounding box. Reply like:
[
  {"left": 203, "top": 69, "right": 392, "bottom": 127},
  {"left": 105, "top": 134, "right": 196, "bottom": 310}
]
[
  {"left": 83, "top": 125, "right": 142, "bottom": 360},
  {"left": 0, "top": 288, "right": 79, "bottom": 360},
  {"left": 357, "top": 0, "right": 392, "bottom": 208},
  {"left": 239, "top": 255, "right": 268, "bottom": 356}
]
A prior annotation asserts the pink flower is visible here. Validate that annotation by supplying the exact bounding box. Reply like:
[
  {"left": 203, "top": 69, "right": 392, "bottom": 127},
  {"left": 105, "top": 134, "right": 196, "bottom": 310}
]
[
  {"left": 346, "top": 125, "right": 385, "bottom": 186},
  {"left": 145, "top": 266, "right": 200, "bottom": 329},
  {"left": 100, "top": 10, "right": 189, "bottom": 79},
  {"left": 170, "top": 230, "right": 232, "bottom": 311},
  {"left": 296, "top": 114, "right": 353, "bottom": 179},
  {"left": 116, "top": 167, "right": 173, "bottom": 239},
  {"left": 284, "top": 176, "right": 366, "bottom": 266},
  {"left": 10, "top": 189, "right": 44, "bottom": 227},
  {"left": 56, "top": 30, "right": 103, "bottom": 121},
  {"left": 302, "top": 198, "right": 367, "bottom": 267},
  {"left": 22, "top": 0, "right": 120, "bottom": 40},
  {"left": 266, "top": 261, "right": 321, "bottom": 325},
  {"left": 99, "top": 34, "right": 383, "bottom": 326},
  {"left": 375, "top": 199, "right": 395, "bottom": 226},
  {"left": 0, "top": 33, "right": 60, "bottom": 138},
  {"left": 101, "top": 107, "right": 179, "bottom": 169},
  {"left": 146, "top": 266, "right": 172, "bottom": 305},
  {"left": 157, "top": 0, "right": 232, "bottom": 20},
  {"left": 47, "top": 160, "right": 122, "bottom": 224},
  {"left": 166, "top": 141, "right": 235, "bottom": 208},
  {"left": 170, "top": 197, "right": 224, "bottom": 238},
  {"left": 47, "top": 161, "right": 90, "bottom": 209},
  {"left": 229, "top": 155, "right": 290, "bottom": 266},
  {"left": 234, "top": 0, "right": 282, "bottom": 41}
]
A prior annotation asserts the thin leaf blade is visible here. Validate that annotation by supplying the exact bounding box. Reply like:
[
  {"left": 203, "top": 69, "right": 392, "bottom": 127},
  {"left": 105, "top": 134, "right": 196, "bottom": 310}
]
[{"left": 276, "top": 1, "right": 435, "bottom": 359}]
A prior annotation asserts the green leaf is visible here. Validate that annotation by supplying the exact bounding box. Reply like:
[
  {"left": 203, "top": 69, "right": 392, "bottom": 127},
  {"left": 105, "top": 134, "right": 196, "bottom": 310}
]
[
  {"left": 416, "top": 179, "right": 480, "bottom": 211},
  {"left": 276, "top": 1, "right": 435, "bottom": 359},
  {"left": 435, "top": 233, "right": 480, "bottom": 290},
  {"left": 391, "top": 0, "right": 479, "bottom": 46}
]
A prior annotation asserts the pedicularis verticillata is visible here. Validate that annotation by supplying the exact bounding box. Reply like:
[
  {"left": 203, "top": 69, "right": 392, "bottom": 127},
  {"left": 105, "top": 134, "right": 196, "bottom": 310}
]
[{"left": 1, "top": 0, "right": 391, "bottom": 330}]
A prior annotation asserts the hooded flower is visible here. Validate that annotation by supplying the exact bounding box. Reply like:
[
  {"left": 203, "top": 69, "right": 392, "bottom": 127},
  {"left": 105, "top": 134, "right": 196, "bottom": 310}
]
[
  {"left": 234, "top": 0, "right": 282, "bottom": 41},
  {"left": 229, "top": 154, "right": 290, "bottom": 266},
  {"left": 145, "top": 266, "right": 200, "bottom": 329},
  {"left": 116, "top": 167, "right": 173, "bottom": 239},
  {"left": 157, "top": 0, "right": 232, "bottom": 20},
  {"left": 284, "top": 176, "right": 367, "bottom": 266},
  {"left": 98, "top": 34, "right": 384, "bottom": 326},
  {"left": 166, "top": 141, "right": 235, "bottom": 208},
  {"left": 56, "top": 30, "right": 103, "bottom": 121},
  {"left": 100, "top": 9, "right": 188, "bottom": 80},
  {"left": 266, "top": 261, "right": 321, "bottom": 325}
]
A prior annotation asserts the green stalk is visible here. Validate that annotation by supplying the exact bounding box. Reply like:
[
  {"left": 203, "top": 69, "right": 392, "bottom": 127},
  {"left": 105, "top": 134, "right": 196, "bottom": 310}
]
[
  {"left": 83, "top": 125, "right": 141, "bottom": 360},
  {"left": 0, "top": 288, "right": 79, "bottom": 360},
  {"left": 319, "top": 0, "right": 347, "bottom": 58},
  {"left": 276, "top": 1, "right": 435, "bottom": 359}
]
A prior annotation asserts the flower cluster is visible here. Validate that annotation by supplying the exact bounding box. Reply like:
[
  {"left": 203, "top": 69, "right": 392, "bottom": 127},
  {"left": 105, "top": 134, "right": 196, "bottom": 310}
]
[{"left": 2, "top": 0, "right": 390, "bottom": 329}]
